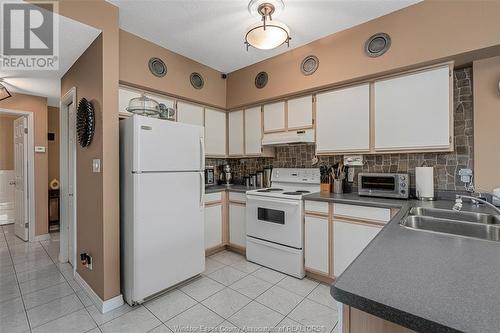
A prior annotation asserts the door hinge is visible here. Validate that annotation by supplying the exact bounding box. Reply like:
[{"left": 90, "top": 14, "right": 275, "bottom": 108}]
[
  {"left": 24, "top": 222, "right": 29, "bottom": 228},
  {"left": 449, "top": 136, "right": 452, "bottom": 144},
  {"left": 24, "top": 128, "right": 28, "bottom": 134}
]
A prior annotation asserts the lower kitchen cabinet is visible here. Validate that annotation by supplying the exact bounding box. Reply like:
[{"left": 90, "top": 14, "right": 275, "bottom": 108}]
[
  {"left": 304, "top": 215, "right": 329, "bottom": 275},
  {"left": 333, "top": 220, "right": 382, "bottom": 277},
  {"left": 204, "top": 204, "right": 223, "bottom": 250},
  {"left": 229, "top": 203, "right": 246, "bottom": 248}
]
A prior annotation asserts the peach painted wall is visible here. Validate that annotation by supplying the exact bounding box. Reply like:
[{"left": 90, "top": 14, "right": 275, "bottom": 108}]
[
  {"left": 0, "top": 93, "right": 48, "bottom": 236},
  {"left": 473, "top": 56, "right": 500, "bottom": 191},
  {"left": 47, "top": 107, "right": 59, "bottom": 183},
  {"left": 0, "top": 115, "right": 15, "bottom": 170},
  {"left": 226, "top": 0, "right": 500, "bottom": 108},
  {"left": 119, "top": 30, "right": 227, "bottom": 109},
  {"left": 59, "top": 0, "right": 120, "bottom": 301}
]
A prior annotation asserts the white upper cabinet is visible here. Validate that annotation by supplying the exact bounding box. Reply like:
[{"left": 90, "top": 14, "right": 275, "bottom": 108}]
[
  {"left": 316, "top": 84, "right": 370, "bottom": 153},
  {"left": 228, "top": 110, "right": 244, "bottom": 156},
  {"left": 177, "top": 102, "right": 204, "bottom": 126},
  {"left": 244, "top": 107, "right": 262, "bottom": 155},
  {"left": 263, "top": 101, "right": 285, "bottom": 132},
  {"left": 374, "top": 65, "right": 451, "bottom": 151},
  {"left": 204, "top": 108, "right": 226, "bottom": 157},
  {"left": 287, "top": 95, "right": 313, "bottom": 129}
]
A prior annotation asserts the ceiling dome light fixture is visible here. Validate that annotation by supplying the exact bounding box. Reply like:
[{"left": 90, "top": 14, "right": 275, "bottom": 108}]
[{"left": 245, "top": 0, "right": 291, "bottom": 51}]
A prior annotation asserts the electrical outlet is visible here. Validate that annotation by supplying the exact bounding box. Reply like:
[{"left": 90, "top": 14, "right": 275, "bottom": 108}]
[
  {"left": 92, "top": 159, "right": 101, "bottom": 173},
  {"left": 348, "top": 168, "right": 355, "bottom": 182},
  {"left": 458, "top": 168, "right": 473, "bottom": 183}
]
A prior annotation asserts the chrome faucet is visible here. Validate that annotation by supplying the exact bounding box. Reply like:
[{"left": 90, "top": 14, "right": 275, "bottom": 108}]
[{"left": 453, "top": 195, "right": 500, "bottom": 215}]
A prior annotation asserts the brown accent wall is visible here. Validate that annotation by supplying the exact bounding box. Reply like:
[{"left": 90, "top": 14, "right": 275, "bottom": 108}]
[
  {"left": 47, "top": 107, "right": 59, "bottom": 182},
  {"left": 59, "top": 0, "right": 120, "bottom": 301},
  {"left": 119, "top": 30, "right": 227, "bottom": 109},
  {"left": 0, "top": 93, "right": 48, "bottom": 236},
  {"left": 473, "top": 56, "right": 500, "bottom": 191},
  {"left": 226, "top": 0, "right": 500, "bottom": 109},
  {"left": 0, "top": 115, "right": 16, "bottom": 170}
]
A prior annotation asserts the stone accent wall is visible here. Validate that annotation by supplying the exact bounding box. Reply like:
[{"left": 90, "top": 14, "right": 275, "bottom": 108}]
[{"left": 207, "top": 67, "right": 473, "bottom": 191}]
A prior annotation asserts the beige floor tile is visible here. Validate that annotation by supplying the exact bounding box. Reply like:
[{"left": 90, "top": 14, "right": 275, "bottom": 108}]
[
  {"left": 145, "top": 289, "right": 197, "bottom": 322},
  {"left": 100, "top": 306, "right": 161, "bottom": 333},
  {"left": 229, "top": 275, "right": 272, "bottom": 299},
  {"left": 202, "top": 288, "right": 251, "bottom": 318},
  {"left": 256, "top": 285, "right": 303, "bottom": 316},
  {"left": 165, "top": 304, "right": 224, "bottom": 333}
]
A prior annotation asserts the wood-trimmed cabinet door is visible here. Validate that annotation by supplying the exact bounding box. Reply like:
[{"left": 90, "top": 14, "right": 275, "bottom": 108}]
[
  {"left": 204, "top": 204, "right": 223, "bottom": 250},
  {"left": 263, "top": 101, "right": 285, "bottom": 132},
  {"left": 205, "top": 108, "right": 226, "bottom": 157},
  {"left": 229, "top": 203, "right": 246, "bottom": 248},
  {"left": 304, "top": 215, "right": 329, "bottom": 275},
  {"left": 228, "top": 110, "right": 244, "bottom": 156},
  {"left": 177, "top": 101, "right": 204, "bottom": 126},
  {"left": 333, "top": 220, "right": 382, "bottom": 277},
  {"left": 287, "top": 95, "right": 313, "bottom": 130},
  {"left": 244, "top": 106, "right": 262, "bottom": 155},
  {"left": 316, "top": 84, "right": 370, "bottom": 154},
  {"left": 374, "top": 65, "right": 452, "bottom": 151}
]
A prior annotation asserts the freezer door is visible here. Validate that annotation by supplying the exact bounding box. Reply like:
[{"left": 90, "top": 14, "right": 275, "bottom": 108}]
[
  {"left": 132, "top": 172, "right": 205, "bottom": 302},
  {"left": 133, "top": 115, "right": 204, "bottom": 172}
]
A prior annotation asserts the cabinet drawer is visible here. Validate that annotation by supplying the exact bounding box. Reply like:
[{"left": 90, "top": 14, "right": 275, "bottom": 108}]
[
  {"left": 305, "top": 201, "right": 329, "bottom": 215},
  {"left": 229, "top": 192, "right": 246, "bottom": 203},
  {"left": 333, "top": 204, "right": 390, "bottom": 223},
  {"left": 204, "top": 192, "right": 222, "bottom": 203}
]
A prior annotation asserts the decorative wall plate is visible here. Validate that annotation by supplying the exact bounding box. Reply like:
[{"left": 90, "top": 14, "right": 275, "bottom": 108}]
[
  {"left": 76, "top": 98, "right": 95, "bottom": 148},
  {"left": 300, "top": 55, "right": 319, "bottom": 76},
  {"left": 255, "top": 71, "right": 268, "bottom": 89},
  {"left": 190, "top": 72, "right": 204, "bottom": 89},
  {"left": 148, "top": 57, "right": 167, "bottom": 77},
  {"left": 365, "top": 33, "right": 391, "bottom": 57}
]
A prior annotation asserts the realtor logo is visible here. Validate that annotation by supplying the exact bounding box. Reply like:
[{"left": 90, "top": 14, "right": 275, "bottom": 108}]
[{"left": 1, "top": 1, "right": 59, "bottom": 70}]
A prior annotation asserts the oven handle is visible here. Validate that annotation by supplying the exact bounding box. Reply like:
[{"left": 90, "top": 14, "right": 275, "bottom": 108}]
[{"left": 247, "top": 197, "right": 301, "bottom": 206}]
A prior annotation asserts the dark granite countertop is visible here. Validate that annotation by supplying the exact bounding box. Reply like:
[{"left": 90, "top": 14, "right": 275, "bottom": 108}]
[
  {"left": 310, "top": 192, "right": 500, "bottom": 332},
  {"left": 205, "top": 184, "right": 259, "bottom": 194}
]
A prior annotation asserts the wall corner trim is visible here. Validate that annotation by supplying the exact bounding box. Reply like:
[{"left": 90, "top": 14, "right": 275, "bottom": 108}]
[{"left": 75, "top": 272, "right": 124, "bottom": 314}]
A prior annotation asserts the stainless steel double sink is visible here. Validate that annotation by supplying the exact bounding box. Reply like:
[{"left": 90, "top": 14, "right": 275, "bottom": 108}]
[{"left": 400, "top": 207, "right": 500, "bottom": 242}]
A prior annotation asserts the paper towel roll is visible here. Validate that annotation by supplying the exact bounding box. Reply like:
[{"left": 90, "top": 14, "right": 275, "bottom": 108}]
[{"left": 416, "top": 167, "right": 434, "bottom": 200}]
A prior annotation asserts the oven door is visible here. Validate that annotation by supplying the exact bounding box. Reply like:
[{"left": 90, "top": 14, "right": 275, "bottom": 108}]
[
  {"left": 246, "top": 195, "right": 303, "bottom": 249},
  {"left": 358, "top": 174, "right": 397, "bottom": 196}
]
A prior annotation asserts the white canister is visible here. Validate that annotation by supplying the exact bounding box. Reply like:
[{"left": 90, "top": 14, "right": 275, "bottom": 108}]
[
  {"left": 415, "top": 167, "right": 434, "bottom": 200},
  {"left": 493, "top": 188, "right": 500, "bottom": 206}
]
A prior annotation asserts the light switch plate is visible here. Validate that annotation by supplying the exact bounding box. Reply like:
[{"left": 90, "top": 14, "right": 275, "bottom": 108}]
[
  {"left": 92, "top": 159, "right": 101, "bottom": 173},
  {"left": 34, "top": 146, "right": 46, "bottom": 153}
]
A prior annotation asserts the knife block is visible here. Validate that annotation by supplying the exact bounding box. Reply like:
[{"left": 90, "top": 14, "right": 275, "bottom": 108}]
[{"left": 320, "top": 181, "right": 331, "bottom": 194}]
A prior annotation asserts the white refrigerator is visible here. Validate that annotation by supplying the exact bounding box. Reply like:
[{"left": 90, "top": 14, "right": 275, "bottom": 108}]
[{"left": 120, "top": 115, "right": 205, "bottom": 305}]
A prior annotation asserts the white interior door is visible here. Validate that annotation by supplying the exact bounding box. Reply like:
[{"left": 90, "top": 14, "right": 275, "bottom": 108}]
[
  {"left": 14, "top": 117, "right": 28, "bottom": 241},
  {"left": 68, "top": 103, "right": 77, "bottom": 266}
]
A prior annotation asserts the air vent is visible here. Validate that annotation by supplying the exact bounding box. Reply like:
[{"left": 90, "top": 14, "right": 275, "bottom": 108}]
[
  {"left": 300, "top": 55, "right": 319, "bottom": 76},
  {"left": 148, "top": 57, "right": 167, "bottom": 77},
  {"left": 255, "top": 71, "right": 268, "bottom": 89},
  {"left": 365, "top": 33, "right": 391, "bottom": 57},
  {"left": 190, "top": 72, "right": 204, "bottom": 89}
]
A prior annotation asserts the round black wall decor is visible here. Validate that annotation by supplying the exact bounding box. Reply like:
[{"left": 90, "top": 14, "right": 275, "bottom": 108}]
[
  {"left": 365, "top": 33, "right": 391, "bottom": 57},
  {"left": 255, "top": 71, "right": 268, "bottom": 89},
  {"left": 190, "top": 72, "right": 204, "bottom": 89},
  {"left": 148, "top": 57, "right": 167, "bottom": 77},
  {"left": 76, "top": 98, "right": 95, "bottom": 148}
]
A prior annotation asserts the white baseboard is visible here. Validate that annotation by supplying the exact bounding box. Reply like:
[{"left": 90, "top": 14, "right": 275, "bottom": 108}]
[
  {"left": 75, "top": 272, "right": 124, "bottom": 314},
  {"left": 33, "top": 233, "right": 50, "bottom": 242}
]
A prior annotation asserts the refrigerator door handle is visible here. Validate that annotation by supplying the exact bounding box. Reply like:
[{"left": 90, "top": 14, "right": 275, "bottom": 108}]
[
  {"left": 200, "top": 137, "right": 205, "bottom": 170},
  {"left": 199, "top": 171, "right": 205, "bottom": 207}
]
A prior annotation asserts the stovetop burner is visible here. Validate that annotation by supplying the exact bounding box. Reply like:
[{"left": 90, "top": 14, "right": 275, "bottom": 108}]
[
  {"left": 257, "top": 188, "right": 283, "bottom": 192},
  {"left": 282, "top": 192, "right": 304, "bottom": 195},
  {"left": 295, "top": 190, "right": 310, "bottom": 193}
]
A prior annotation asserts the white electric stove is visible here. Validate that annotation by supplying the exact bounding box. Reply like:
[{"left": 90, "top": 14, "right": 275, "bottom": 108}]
[{"left": 246, "top": 168, "right": 320, "bottom": 278}]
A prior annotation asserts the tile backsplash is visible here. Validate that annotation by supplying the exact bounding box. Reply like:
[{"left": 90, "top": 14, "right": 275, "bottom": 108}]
[{"left": 207, "top": 67, "right": 473, "bottom": 191}]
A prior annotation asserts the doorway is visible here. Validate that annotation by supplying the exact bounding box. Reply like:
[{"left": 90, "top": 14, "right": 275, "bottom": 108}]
[
  {"left": 59, "top": 88, "right": 77, "bottom": 268},
  {"left": 0, "top": 109, "right": 35, "bottom": 241}
]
